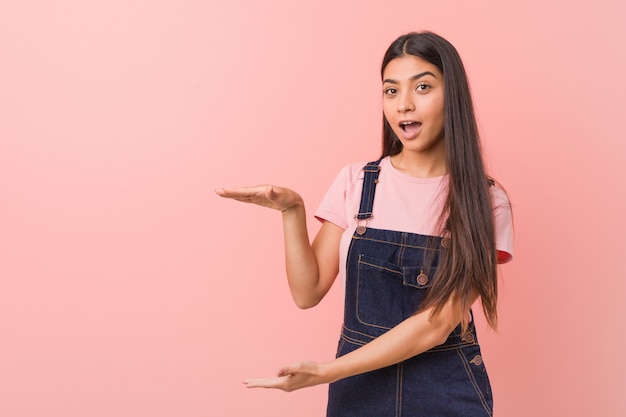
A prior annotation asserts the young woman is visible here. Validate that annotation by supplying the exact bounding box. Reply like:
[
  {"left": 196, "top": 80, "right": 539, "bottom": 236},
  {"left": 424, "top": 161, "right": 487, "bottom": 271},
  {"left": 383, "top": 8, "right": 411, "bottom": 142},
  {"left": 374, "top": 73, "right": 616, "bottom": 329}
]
[{"left": 216, "top": 31, "right": 513, "bottom": 417}]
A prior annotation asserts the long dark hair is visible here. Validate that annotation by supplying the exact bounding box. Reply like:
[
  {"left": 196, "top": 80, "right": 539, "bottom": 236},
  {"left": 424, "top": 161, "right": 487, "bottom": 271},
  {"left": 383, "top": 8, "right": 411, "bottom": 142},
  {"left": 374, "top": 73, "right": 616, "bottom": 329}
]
[{"left": 381, "top": 32, "right": 498, "bottom": 330}]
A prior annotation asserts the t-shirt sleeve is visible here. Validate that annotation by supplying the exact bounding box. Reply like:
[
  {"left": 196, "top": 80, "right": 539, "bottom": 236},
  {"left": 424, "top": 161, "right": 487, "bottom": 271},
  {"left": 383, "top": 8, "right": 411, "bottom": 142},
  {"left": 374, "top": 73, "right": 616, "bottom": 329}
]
[
  {"left": 314, "top": 163, "right": 358, "bottom": 230},
  {"left": 491, "top": 185, "right": 514, "bottom": 264}
]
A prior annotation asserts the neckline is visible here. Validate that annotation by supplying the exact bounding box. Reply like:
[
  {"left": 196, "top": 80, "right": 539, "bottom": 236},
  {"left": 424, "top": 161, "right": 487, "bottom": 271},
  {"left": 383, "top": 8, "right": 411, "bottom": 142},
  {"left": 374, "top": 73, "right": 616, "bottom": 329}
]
[{"left": 382, "top": 156, "right": 447, "bottom": 184}]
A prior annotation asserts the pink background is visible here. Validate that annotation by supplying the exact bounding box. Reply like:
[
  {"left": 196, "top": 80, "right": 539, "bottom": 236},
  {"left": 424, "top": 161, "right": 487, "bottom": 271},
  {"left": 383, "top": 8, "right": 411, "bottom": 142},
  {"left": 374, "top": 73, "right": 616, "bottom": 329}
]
[{"left": 1, "top": 0, "right": 624, "bottom": 416}]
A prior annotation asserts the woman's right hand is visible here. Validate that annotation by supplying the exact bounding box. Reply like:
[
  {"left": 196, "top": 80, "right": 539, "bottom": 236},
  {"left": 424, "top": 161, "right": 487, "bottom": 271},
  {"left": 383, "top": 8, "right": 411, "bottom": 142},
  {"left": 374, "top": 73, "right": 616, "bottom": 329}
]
[{"left": 215, "top": 185, "right": 303, "bottom": 212}]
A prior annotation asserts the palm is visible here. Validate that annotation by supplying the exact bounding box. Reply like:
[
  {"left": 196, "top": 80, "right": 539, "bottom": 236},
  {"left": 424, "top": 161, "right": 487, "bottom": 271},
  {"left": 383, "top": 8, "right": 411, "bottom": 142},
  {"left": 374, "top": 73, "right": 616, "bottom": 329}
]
[
  {"left": 244, "top": 361, "right": 325, "bottom": 392},
  {"left": 216, "top": 185, "right": 302, "bottom": 212}
]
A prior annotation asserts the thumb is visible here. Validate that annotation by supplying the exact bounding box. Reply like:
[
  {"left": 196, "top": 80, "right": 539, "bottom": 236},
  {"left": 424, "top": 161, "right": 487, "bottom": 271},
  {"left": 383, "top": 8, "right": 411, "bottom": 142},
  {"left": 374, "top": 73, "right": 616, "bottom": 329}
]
[
  {"left": 277, "top": 363, "right": 300, "bottom": 377},
  {"left": 262, "top": 185, "right": 273, "bottom": 194},
  {"left": 266, "top": 185, "right": 281, "bottom": 201}
]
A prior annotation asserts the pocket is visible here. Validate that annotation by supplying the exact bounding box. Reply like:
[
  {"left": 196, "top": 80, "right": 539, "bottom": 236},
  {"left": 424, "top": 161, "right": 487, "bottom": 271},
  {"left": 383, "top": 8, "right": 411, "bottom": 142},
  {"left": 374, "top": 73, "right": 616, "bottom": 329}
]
[
  {"left": 456, "top": 347, "right": 493, "bottom": 415},
  {"left": 356, "top": 255, "right": 432, "bottom": 330}
]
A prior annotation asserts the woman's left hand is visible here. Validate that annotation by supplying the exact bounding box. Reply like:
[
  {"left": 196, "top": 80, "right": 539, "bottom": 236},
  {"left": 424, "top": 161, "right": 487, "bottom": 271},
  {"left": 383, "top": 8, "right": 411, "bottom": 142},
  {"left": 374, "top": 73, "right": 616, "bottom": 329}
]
[{"left": 244, "top": 361, "right": 331, "bottom": 392}]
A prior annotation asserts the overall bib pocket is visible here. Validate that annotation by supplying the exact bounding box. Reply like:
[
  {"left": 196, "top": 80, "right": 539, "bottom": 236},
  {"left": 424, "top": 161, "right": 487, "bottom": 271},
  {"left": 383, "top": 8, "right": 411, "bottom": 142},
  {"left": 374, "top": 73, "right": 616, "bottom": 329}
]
[{"left": 356, "top": 254, "right": 433, "bottom": 330}]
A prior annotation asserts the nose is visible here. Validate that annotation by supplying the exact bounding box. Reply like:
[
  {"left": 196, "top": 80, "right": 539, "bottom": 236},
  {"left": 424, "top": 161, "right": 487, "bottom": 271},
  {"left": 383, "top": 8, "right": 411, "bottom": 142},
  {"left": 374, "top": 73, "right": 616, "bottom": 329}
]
[{"left": 398, "top": 91, "right": 415, "bottom": 112}]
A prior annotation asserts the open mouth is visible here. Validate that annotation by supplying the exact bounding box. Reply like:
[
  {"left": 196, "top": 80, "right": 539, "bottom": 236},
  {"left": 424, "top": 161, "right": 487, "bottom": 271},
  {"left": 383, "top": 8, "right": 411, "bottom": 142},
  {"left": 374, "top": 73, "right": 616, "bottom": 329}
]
[{"left": 400, "top": 121, "right": 421, "bottom": 133}]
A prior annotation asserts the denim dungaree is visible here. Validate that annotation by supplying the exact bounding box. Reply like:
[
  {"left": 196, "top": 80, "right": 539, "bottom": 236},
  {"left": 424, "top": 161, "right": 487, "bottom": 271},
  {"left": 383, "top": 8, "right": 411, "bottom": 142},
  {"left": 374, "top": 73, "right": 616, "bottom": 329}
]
[{"left": 326, "top": 159, "right": 493, "bottom": 417}]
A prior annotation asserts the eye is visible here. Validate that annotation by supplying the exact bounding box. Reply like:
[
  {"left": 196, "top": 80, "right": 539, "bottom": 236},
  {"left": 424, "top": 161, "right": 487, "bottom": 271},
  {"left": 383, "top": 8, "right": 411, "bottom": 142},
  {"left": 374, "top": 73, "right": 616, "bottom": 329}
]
[
  {"left": 416, "top": 83, "right": 431, "bottom": 92},
  {"left": 384, "top": 87, "right": 397, "bottom": 95}
]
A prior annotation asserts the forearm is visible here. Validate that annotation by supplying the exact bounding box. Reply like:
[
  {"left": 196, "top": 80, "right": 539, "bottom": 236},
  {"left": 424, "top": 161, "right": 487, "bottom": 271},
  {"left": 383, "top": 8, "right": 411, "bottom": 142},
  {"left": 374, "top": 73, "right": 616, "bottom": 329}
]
[
  {"left": 322, "top": 307, "right": 458, "bottom": 383},
  {"left": 281, "top": 204, "right": 323, "bottom": 308},
  {"left": 242, "top": 307, "right": 463, "bottom": 392}
]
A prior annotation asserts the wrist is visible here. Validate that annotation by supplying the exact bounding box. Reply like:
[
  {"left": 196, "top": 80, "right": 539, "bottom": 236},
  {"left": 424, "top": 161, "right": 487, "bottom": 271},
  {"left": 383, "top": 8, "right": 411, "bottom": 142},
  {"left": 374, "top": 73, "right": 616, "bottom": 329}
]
[
  {"left": 319, "top": 360, "right": 343, "bottom": 384},
  {"left": 281, "top": 198, "right": 304, "bottom": 214}
]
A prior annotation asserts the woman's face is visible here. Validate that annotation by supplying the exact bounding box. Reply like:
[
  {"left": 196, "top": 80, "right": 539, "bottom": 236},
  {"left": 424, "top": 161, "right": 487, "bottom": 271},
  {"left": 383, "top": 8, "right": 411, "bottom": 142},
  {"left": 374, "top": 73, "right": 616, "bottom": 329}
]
[{"left": 382, "top": 55, "right": 445, "bottom": 157}]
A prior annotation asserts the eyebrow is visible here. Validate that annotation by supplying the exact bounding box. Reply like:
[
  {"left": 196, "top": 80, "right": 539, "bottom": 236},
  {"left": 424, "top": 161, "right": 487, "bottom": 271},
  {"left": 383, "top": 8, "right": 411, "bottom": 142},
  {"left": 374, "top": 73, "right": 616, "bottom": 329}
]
[{"left": 383, "top": 71, "right": 438, "bottom": 84}]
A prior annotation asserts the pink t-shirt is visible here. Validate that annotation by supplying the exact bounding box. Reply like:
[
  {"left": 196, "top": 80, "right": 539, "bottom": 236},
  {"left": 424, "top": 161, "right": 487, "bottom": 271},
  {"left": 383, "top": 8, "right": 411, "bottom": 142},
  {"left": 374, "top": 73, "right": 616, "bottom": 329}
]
[{"left": 315, "top": 157, "right": 514, "bottom": 283}]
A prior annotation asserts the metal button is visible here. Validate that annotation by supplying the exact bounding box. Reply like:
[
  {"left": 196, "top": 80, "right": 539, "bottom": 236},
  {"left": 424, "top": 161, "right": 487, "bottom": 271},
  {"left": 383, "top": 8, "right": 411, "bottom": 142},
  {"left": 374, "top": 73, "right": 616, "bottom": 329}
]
[
  {"left": 470, "top": 355, "right": 483, "bottom": 366},
  {"left": 441, "top": 237, "right": 450, "bottom": 248},
  {"left": 417, "top": 272, "right": 429, "bottom": 285},
  {"left": 356, "top": 226, "right": 367, "bottom": 235},
  {"left": 463, "top": 333, "right": 475, "bottom": 344}
]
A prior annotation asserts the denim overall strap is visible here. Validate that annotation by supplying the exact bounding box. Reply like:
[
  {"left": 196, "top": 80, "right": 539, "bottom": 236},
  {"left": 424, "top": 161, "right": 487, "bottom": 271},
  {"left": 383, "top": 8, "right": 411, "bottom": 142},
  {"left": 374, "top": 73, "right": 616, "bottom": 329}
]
[
  {"left": 355, "top": 159, "right": 382, "bottom": 220},
  {"left": 354, "top": 159, "right": 382, "bottom": 235}
]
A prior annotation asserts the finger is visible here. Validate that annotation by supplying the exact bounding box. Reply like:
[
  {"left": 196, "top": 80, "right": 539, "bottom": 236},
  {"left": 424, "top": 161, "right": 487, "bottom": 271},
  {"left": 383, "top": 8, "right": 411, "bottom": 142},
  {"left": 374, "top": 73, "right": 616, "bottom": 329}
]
[
  {"left": 215, "top": 191, "right": 258, "bottom": 205},
  {"left": 278, "top": 361, "right": 313, "bottom": 377},
  {"left": 277, "top": 365, "right": 297, "bottom": 377},
  {"left": 265, "top": 185, "right": 280, "bottom": 200},
  {"left": 215, "top": 186, "right": 258, "bottom": 197},
  {"left": 243, "top": 376, "right": 287, "bottom": 389}
]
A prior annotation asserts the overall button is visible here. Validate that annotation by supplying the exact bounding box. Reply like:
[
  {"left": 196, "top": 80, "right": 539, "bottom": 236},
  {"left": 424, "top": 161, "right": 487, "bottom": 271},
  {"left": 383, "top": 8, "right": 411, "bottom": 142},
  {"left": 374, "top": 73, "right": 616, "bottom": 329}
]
[
  {"left": 463, "top": 333, "right": 476, "bottom": 344},
  {"left": 470, "top": 355, "right": 483, "bottom": 366},
  {"left": 417, "top": 272, "right": 429, "bottom": 285}
]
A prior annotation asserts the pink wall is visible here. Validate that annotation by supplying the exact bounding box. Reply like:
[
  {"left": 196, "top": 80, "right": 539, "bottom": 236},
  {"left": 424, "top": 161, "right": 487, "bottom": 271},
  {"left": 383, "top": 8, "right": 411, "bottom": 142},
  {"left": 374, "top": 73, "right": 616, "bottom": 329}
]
[{"left": 1, "top": 0, "right": 624, "bottom": 416}]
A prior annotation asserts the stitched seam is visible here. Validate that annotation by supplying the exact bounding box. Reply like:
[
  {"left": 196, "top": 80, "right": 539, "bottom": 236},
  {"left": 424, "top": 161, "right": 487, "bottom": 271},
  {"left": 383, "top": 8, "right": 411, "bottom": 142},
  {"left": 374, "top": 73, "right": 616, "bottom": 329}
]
[
  {"left": 398, "top": 233, "right": 406, "bottom": 267},
  {"left": 429, "top": 343, "right": 474, "bottom": 352},
  {"left": 353, "top": 236, "right": 440, "bottom": 250},
  {"left": 340, "top": 332, "right": 367, "bottom": 347},
  {"left": 396, "top": 363, "right": 403, "bottom": 417},
  {"left": 355, "top": 255, "right": 393, "bottom": 331},
  {"left": 342, "top": 324, "right": 376, "bottom": 341},
  {"left": 343, "top": 324, "right": 476, "bottom": 351},
  {"left": 364, "top": 165, "right": 375, "bottom": 218},
  {"left": 359, "top": 259, "right": 402, "bottom": 275},
  {"left": 456, "top": 348, "right": 492, "bottom": 416}
]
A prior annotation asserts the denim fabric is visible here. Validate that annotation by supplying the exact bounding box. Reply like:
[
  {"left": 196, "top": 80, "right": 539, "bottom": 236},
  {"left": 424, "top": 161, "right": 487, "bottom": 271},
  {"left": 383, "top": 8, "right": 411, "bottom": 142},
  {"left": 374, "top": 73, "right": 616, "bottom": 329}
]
[
  {"left": 354, "top": 159, "right": 382, "bottom": 220},
  {"left": 326, "top": 160, "right": 493, "bottom": 417}
]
